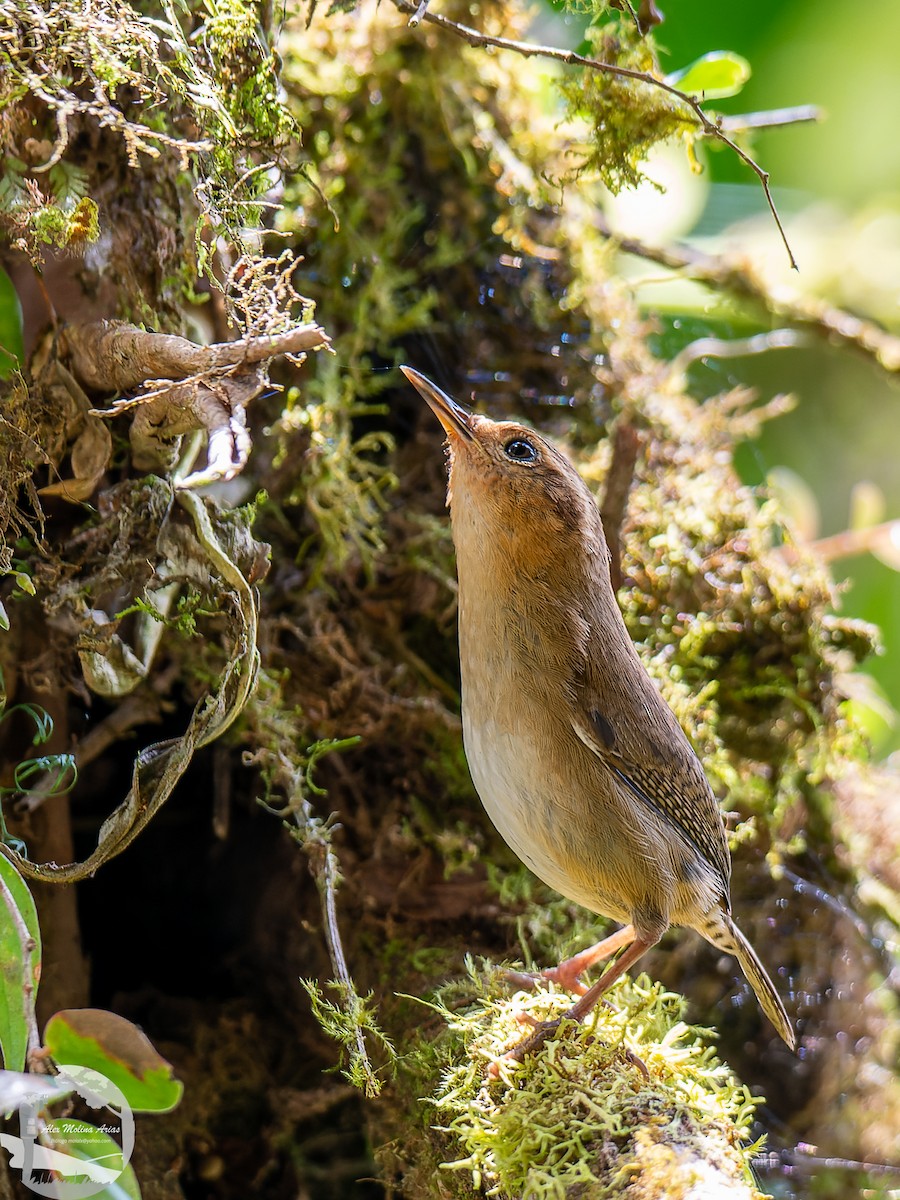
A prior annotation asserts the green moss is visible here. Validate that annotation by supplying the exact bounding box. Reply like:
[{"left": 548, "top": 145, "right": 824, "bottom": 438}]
[
  {"left": 558, "top": 17, "right": 697, "bottom": 193},
  {"left": 301, "top": 977, "right": 395, "bottom": 1094},
  {"left": 1, "top": 0, "right": 292, "bottom": 295},
  {"left": 270, "top": 356, "right": 397, "bottom": 581},
  {"left": 397, "top": 965, "right": 766, "bottom": 1200}
]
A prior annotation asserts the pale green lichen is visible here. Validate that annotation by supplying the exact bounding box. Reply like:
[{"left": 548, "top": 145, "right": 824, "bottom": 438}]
[{"left": 414, "top": 964, "right": 766, "bottom": 1200}]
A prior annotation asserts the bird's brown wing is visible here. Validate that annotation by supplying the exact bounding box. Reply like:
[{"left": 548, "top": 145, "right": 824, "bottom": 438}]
[{"left": 570, "top": 699, "right": 732, "bottom": 888}]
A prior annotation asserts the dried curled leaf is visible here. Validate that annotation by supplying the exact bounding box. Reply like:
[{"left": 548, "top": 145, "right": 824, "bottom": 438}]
[
  {"left": 2, "top": 487, "right": 263, "bottom": 883},
  {"left": 60, "top": 312, "right": 331, "bottom": 488}
]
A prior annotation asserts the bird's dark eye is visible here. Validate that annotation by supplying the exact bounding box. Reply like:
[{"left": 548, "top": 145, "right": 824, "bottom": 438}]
[{"left": 504, "top": 437, "right": 538, "bottom": 463}]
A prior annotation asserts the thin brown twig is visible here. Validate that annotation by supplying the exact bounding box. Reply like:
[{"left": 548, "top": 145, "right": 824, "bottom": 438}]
[{"left": 393, "top": 0, "right": 798, "bottom": 269}]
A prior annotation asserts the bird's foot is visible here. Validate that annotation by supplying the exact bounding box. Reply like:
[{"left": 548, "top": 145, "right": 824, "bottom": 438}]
[
  {"left": 502, "top": 966, "right": 588, "bottom": 995},
  {"left": 503, "top": 925, "right": 638, "bottom": 998},
  {"left": 487, "top": 1015, "right": 563, "bottom": 1079},
  {"left": 539, "top": 960, "right": 589, "bottom": 995},
  {"left": 487, "top": 1009, "right": 649, "bottom": 1080}
]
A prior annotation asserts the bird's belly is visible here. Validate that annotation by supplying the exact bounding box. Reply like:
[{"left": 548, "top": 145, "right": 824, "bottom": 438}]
[{"left": 462, "top": 711, "right": 632, "bottom": 922}]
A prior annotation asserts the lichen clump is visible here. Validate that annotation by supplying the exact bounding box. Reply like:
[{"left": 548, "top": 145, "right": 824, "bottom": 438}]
[
  {"left": 559, "top": 20, "right": 697, "bottom": 192},
  {"left": 424, "top": 968, "right": 765, "bottom": 1199}
]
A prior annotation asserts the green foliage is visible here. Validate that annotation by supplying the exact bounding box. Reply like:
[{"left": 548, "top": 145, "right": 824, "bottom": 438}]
[
  {"left": 0, "top": 267, "right": 23, "bottom": 378},
  {"left": 44, "top": 1009, "right": 184, "bottom": 1113},
  {"left": 0, "top": 855, "right": 40, "bottom": 1071},
  {"left": 667, "top": 50, "right": 752, "bottom": 100},
  {"left": 0, "top": 157, "right": 99, "bottom": 258}
]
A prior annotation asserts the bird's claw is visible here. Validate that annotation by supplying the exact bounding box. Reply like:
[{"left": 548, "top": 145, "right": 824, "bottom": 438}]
[
  {"left": 502, "top": 965, "right": 588, "bottom": 996},
  {"left": 487, "top": 1015, "right": 650, "bottom": 1082},
  {"left": 538, "top": 962, "right": 589, "bottom": 995},
  {"left": 624, "top": 1046, "right": 650, "bottom": 1080},
  {"left": 487, "top": 1016, "right": 563, "bottom": 1079}
]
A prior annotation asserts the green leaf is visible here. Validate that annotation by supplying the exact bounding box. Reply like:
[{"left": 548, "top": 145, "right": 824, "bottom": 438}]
[
  {"left": 666, "top": 51, "right": 751, "bottom": 101},
  {"left": 0, "top": 268, "right": 23, "bottom": 380},
  {"left": 0, "top": 854, "right": 40, "bottom": 1071},
  {"left": 44, "top": 1118, "right": 141, "bottom": 1200},
  {"left": 44, "top": 1010, "right": 183, "bottom": 1113}
]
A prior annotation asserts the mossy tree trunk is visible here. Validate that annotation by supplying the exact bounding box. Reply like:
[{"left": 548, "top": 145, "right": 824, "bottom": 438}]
[{"left": 0, "top": 2, "right": 898, "bottom": 1198}]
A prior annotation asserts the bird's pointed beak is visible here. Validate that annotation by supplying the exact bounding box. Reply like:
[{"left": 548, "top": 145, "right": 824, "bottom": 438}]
[{"left": 400, "top": 366, "right": 476, "bottom": 442}]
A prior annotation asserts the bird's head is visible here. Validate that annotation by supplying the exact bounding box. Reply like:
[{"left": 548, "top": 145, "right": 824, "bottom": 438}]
[{"left": 401, "top": 366, "right": 605, "bottom": 565}]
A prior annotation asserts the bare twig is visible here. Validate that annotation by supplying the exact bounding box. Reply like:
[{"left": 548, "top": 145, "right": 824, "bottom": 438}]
[
  {"left": 407, "top": 0, "right": 429, "bottom": 26},
  {"left": 393, "top": 0, "right": 798, "bottom": 268},
  {"left": 720, "top": 105, "right": 823, "bottom": 133}
]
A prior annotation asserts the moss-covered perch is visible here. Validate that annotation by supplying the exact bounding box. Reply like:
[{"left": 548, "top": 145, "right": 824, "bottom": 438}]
[{"left": 383, "top": 968, "right": 768, "bottom": 1199}]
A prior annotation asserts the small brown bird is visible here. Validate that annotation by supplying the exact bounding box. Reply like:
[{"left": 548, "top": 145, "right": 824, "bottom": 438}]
[{"left": 402, "top": 365, "right": 795, "bottom": 1055}]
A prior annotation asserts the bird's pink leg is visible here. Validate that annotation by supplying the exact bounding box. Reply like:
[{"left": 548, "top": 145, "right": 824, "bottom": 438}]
[
  {"left": 492, "top": 932, "right": 654, "bottom": 1075},
  {"left": 541, "top": 924, "right": 636, "bottom": 994},
  {"left": 505, "top": 924, "right": 636, "bottom": 996}
]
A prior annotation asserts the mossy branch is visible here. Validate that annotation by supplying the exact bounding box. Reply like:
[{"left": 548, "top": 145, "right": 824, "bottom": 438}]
[
  {"left": 249, "top": 710, "right": 394, "bottom": 1097},
  {"left": 593, "top": 213, "right": 900, "bottom": 375},
  {"left": 392, "top": 0, "right": 798, "bottom": 268},
  {"left": 399, "top": 965, "right": 768, "bottom": 1200}
]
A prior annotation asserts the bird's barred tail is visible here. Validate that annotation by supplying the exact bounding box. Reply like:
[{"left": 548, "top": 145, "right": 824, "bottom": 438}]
[{"left": 706, "top": 912, "right": 796, "bottom": 1050}]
